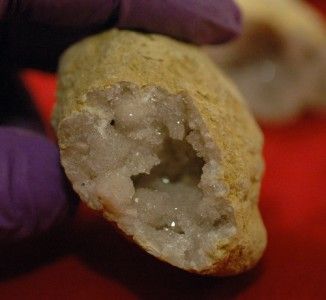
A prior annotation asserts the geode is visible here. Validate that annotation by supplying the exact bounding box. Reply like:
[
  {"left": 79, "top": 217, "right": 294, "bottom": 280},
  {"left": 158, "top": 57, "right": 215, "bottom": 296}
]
[
  {"left": 206, "top": 0, "right": 326, "bottom": 122},
  {"left": 52, "top": 29, "right": 266, "bottom": 275}
]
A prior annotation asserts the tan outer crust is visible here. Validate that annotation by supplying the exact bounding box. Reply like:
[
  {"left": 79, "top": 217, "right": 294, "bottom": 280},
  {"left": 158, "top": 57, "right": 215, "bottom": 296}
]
[{"left": 53, "top": 30, "right": 266, "bottom": 276}]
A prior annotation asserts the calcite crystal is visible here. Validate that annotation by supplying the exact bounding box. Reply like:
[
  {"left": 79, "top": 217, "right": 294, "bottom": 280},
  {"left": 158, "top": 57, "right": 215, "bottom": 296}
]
[{"left": 52, "top": 30, "right": 266, "bottom": 275}]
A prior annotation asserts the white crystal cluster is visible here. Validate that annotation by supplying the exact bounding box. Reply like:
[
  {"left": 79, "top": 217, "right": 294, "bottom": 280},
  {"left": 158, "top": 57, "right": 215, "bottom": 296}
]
[{"left": 59, "top": 83, "right": 236, "bottom": 270}]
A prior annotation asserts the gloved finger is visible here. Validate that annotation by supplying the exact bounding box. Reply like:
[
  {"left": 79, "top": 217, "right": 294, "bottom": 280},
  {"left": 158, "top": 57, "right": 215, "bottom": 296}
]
[
  {"left": 117, "top": 0, "right": 242, "bottom": 44},
  {"left": 1, "top": 0, "right": 241, "bottom": 71},
  {"left": 0, "top": 127, "right": 78, "bottom": 242},
  {"left": 1, "top": 0, "right": 241, "bottom": 43}
]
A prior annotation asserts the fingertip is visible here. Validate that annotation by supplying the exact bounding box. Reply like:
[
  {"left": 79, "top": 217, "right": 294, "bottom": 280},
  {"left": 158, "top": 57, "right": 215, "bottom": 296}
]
[
  {"left": 180, "top": 0, "right": 243, "bottom": 45},
  {"left": 117, "top": 0, "right": 242, "bottom": 45},
  {"left": 196, "top": 1, "right": 243, "bottom": 44},
  {"left": 0, "top": 127, "right": 78, "bottom": 242}
]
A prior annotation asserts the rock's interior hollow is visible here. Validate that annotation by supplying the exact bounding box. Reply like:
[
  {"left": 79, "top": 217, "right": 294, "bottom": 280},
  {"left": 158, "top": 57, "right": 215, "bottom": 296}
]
[{"left": 60, "top": 83, "right": 236, "bottom": 271}]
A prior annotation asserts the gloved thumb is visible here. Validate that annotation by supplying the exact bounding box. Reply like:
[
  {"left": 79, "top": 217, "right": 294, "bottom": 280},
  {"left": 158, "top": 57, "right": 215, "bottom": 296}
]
[{"left": 0, "top": 127, "right": 77, "bottom": 243}]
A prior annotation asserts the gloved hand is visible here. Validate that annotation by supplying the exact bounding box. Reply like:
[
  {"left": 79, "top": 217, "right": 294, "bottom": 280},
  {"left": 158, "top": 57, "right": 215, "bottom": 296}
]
[{"left": 0, "top": 0, "right": 241, "bottom": 242}]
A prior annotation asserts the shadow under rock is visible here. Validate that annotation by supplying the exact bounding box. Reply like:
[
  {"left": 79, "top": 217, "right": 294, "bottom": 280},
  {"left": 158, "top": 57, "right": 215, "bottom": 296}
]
[
  {"left": 0, "top": 224, "right": 73, "bottom": 280},
  {"left": 75, "top": 210, "right": 264, "bottom": 300}
]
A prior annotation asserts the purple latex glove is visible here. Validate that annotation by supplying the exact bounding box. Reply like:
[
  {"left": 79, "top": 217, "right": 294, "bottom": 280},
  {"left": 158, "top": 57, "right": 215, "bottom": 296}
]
[
  {"left": 1, "top": 0, "right": 241, "bottom": 43},
  {"left": 0, "top": 128, "right": 74, "bottom": 242},
  {"left": 0, "top": 0, "right": 242, "bottom": 242}
]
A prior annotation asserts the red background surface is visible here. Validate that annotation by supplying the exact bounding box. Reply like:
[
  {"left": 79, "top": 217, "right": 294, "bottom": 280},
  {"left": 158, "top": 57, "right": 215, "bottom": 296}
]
[{"left": 1, "top": 1, "right": 326, "bottom": 299}]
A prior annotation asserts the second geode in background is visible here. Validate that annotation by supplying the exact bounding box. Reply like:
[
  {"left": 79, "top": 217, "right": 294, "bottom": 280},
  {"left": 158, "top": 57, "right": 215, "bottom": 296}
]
[{"left": 206, "top": 0, "right": 326, "bottom": 122}]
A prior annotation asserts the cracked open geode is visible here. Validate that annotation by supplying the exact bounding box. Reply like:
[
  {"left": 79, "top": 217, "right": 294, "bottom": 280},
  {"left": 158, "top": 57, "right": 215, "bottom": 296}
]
[
  {"left": 52, "top": 30, "right": 266, "bottom": 275},
  {"left": 206, "top": 0, "right": 326, "bottom": 122}
]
